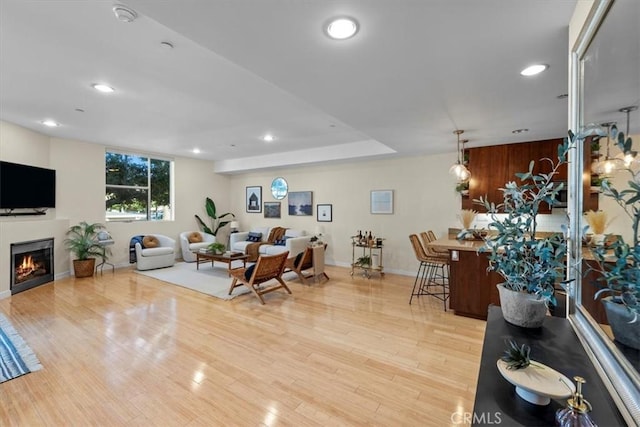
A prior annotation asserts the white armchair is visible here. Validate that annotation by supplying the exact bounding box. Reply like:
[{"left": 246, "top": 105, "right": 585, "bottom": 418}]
[
  {"left": 134, "top": 234, "right": 176, "bottom": 271},
  {"left": 179, "top": 231, "right": 216, "bottom": 262}
]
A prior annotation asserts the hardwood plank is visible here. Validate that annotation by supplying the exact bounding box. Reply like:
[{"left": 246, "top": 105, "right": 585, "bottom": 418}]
[{"left": 0, "top": 265, "right": 485, "bottom": 426}]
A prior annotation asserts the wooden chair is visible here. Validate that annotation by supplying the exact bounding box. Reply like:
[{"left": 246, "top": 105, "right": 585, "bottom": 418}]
[
  {"left": 228, "top": 251, "right": 291, "bottom": 304},
  {"left": 284, "top": 244, "right": 329, "bottom": 285}
]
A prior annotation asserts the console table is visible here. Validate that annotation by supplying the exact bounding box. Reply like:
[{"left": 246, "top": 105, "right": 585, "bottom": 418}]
[{"left": 472, "top": 306, "right": 625, "bottom": 426}]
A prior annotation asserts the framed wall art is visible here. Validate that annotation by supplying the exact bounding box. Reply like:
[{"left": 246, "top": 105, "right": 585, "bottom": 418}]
[
  {"left": 370, "top": 190, "right": 393, "bottom": 214},
  {"left": 288, "top": 191, "right": 313, "bottom": 216},
  {"left": 264, "top": 202, "right": 281, "bottom": 219},
  {"left": 317, "top": 204, "right": 332, "bottom": 222},
  {"left": 246, "top": 186, "right": 262, "bottom": 213}
]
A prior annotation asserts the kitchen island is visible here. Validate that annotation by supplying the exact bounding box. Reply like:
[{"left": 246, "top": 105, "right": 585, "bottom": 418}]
[
  {"left": 427, "top": 237, "right": 501, "bottom": 319},
  {"left": 428, "top": 236, "right": 567, "bottom": 320}
]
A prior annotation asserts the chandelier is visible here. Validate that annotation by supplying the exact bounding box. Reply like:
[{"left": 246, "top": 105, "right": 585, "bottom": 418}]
[
  {"left": 449, "top": 130, "right": 470, "bottom": 181},
  {"left": 592, "top": 122, "right": 618, "bottom": 175},
  {"left": 614, "top": 106, "right": 638, "bottom": 167}
]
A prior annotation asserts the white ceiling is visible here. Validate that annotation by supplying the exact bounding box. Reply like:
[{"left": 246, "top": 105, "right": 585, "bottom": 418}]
[{"left": 0, "top": 0, "right": 580, "bottom": 173}]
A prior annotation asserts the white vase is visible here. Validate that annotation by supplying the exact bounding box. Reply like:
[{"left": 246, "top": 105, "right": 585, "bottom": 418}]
[
  {"left": 497, "top": 284, "right": 548, "bottom": 328},
  {"left": 592, "top": 233, "right": 606, "bottom": 246},
  {"left": 371, "top": 254, "right": 379, "bottom": 268}
]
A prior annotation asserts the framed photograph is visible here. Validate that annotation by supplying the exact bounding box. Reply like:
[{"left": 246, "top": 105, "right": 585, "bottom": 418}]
[
  {"left": 371, "top": 190, "right": 394, "bottom": 214},
  {"left": 264, "top": 202, "right": 281, "bottom": 219},
  {"left": 246, "top": 186, "right": 262, "bottom": 213},
  {"left": 317, "top": 204, "right": 332, "bottom": 222},
  {"left": 288, "top": 191, "right": 313, "bottom": 216}
]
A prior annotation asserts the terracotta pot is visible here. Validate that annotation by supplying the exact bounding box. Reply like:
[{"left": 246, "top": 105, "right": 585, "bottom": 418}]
[
  {"left": 497, "top": 284, "right": 548, "bottom": 328},
  {"left": 602, "top": 297, "right": 640, "bottom": 350},
  {"left": 73, "top": 259, "right": 95, "bottom": 278}
]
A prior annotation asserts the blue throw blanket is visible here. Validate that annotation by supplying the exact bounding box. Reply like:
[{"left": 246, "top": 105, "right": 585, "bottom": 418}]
[{"left": 129, "top": 235, "right": 144, "bottom": 263}]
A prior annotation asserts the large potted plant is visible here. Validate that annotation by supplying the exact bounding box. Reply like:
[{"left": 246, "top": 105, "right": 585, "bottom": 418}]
[
  {"left": 64, "top": 221, "right": 109, "bottom": 278},
  {"left": 588, "top": 125, "right": 640, "bottom": 349},
  {"left": 194, "top": 197, "right": 235, "bottom": 237},
  {"left": 459, "top": 134, "right": 577, "bottom": 328}
]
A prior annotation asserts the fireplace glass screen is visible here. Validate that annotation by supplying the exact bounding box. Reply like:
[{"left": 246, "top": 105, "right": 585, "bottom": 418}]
[{"left": 11, "top": 238, "right": 54, "bottom": 294}]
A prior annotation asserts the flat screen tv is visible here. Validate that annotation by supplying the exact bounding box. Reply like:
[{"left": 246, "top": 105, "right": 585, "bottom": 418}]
[{"left": 0, "top": 161, "right": 56, "bottom": 209}]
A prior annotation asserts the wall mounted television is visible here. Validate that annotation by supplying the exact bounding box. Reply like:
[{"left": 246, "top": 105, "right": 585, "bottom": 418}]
[{"left": 0, "top": 161, "right": 56, "bottom": 209}]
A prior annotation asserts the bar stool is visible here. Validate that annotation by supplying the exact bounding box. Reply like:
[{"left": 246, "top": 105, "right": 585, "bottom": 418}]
[{"left": 408, "top": 234, "right": 450, "bottom": 310}]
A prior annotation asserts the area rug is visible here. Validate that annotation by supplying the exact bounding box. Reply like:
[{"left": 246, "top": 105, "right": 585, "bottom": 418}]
[
  {"left": 136, "top": 262, "right": 252, "bottom": 300},
  {"left": 0, "top": 313, "right": 42, "bottom": 383}
]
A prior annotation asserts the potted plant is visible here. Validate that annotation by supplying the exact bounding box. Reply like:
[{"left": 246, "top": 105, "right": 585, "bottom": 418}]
[
  {"left": 459, "top": 134, "right": 578, "bottom": 328},
  {"left": 64, "top": 221, "right": 109, "bottom": 278},
  {"left": 207, "top": 242, "right": 226, "bottom": 254},
  {"left": 355, "top": 255, "right": 371, "bottom": 267},
  {"left": 588, "top": 125, "right": 640, "bottom": 349},
  {"left": 195, "top": 197, "right": 235, "bottom": 237},
  {"left": 455, "top": 180, "right": 469, "bottom": 196}
]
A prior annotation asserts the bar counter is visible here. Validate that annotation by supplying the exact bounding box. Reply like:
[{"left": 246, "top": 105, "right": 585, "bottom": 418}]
[{"left": 427, "top": 237, "right": 575, "bottom": 320}]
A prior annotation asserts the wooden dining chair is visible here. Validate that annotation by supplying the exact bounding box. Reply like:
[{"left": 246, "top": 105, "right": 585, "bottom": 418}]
[{"left": 228, "top": 251, "right": 291, "bottom": 304}]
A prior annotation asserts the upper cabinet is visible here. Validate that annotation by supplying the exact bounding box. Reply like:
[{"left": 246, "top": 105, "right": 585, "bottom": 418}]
[{"left": 461, "top": 138, "right": 596, "bottom": 213}]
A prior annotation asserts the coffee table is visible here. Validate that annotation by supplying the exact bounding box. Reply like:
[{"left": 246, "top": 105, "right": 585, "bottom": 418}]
[{"left": 194, "top": 251, "right": 248, "bottom": 273}]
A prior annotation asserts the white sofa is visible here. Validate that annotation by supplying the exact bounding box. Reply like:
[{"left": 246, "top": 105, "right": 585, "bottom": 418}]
[
  {"left": 179, "top": 231, "right": 216, "bottom": 262},
  {"left": 229, "top": 226, "right": 310, "bottom": 259},
  {"left": 135, "top": 234, "right": 176, "bottom": 271}
]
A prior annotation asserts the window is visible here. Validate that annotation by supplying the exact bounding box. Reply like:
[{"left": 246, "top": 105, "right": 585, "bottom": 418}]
[{"left": 105, "top": 151, "right": 173, "bottom": 221}]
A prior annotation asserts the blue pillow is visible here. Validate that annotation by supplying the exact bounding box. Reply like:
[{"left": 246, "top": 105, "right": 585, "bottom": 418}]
[
  {"left": 244, "top": 264, "right": 256, "bottom": 281},
  {"left": 274, "top": 236, "right": 289, "bottom": 246},
  {"left": 246, "top": 232, "right": 262, "bottom": 242}
]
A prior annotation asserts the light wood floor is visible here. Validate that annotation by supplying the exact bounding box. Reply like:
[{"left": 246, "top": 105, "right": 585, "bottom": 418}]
[{"left": 0, "top": 265, "right": 485, "bottom": 426}]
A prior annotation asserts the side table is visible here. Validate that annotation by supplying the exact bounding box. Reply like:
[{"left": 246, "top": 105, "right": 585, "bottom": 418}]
[{"left": 95, "top": 239, "right": 115, "bottom": 275}]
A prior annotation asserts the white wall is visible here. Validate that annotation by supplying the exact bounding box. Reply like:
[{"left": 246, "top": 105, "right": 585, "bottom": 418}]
[
  {"left": 0, "top": 120, "right": 230, "bottom": 295},
  {"left": 227, "top": 155, "right": 570, "bottom": 275}
]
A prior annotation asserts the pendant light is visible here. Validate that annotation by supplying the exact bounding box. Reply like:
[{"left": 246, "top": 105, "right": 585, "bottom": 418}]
[
  {"left": 614, "top": 106, "right": 638, "bottom": 167},
  {"left": 449, "top": 130, "right": 470, "bottom": 181},
  {"left": 592, "top": 122, "right": 618, "bottom": 175}
]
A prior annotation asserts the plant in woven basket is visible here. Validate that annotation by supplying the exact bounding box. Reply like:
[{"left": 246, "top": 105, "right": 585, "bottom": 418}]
[
  {"left": 65, "top": 221, "right": 109, "bottom": 278},
  {"left": 65, "top": 221, "right": 108, "bottom": 261},
  {"left": 501, "top": 339, "right": 531, "bottom": 370}
]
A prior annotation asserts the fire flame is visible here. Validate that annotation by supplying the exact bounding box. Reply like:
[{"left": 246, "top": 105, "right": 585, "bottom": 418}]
[{"left": 16, "top": 255, "right": 37, "bottom": 280}]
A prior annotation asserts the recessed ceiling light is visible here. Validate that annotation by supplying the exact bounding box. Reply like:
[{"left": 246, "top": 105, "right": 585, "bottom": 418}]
[
  {"left": 75, "top": 108, "right": 85, "bottom": 113},
  {"left": 512, "top": 128, "right": 529, "bottom": 134},
  {"left": 160, "top": 41, "right": 174, "bottom": 49},
  {"left": 325, "top": 17, "right": 359, "bottom": 40},
  {"left": 192, "top": 148, "right": 201, "bottom": 154},
  {"left": 112, "top": 4, "right": 138, "bottom": 23},
  {"left": 520, "top": 64, "right": 548, "bottom": 77},
  {"left": 41, "top": 119, "right": 59, "bottom": 127},
  {"left": 92, "top": 83, "right": 115, "bottom": 93},
  {"left": 263, "top": 134, "right": 275, "bottom": 142}
]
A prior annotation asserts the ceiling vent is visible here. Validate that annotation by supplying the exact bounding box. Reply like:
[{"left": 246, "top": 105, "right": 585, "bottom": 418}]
[{"left": 112, "top": 4, "right": 138, "bottom": 23}]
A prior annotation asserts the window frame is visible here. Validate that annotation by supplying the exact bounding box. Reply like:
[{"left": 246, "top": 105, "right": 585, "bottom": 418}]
[{"left": 105, "top": 149, "right": 174, "bottom": 222}]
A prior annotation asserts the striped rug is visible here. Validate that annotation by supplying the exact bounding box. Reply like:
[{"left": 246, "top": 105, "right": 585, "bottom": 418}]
[{"left": 0, "top": 313, "right": 42, "bottom": 383}]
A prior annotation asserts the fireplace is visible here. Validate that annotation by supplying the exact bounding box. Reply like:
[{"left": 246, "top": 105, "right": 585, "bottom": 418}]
[{"left": 11, "top": 238, "right": 54, "bottom": 294}]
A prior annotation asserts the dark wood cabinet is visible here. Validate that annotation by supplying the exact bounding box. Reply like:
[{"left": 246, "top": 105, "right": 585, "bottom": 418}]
[
  {"left": 449, "top": 250, "right": 502, "bottom": 319},
  {"left": 463, "top": 138, "right": 597, "bottom": 212}
]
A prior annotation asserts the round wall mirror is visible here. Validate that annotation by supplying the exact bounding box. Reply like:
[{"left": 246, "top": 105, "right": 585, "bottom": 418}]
[{"left": 271, "top": 177, "right": 288, "bottom": 199}]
